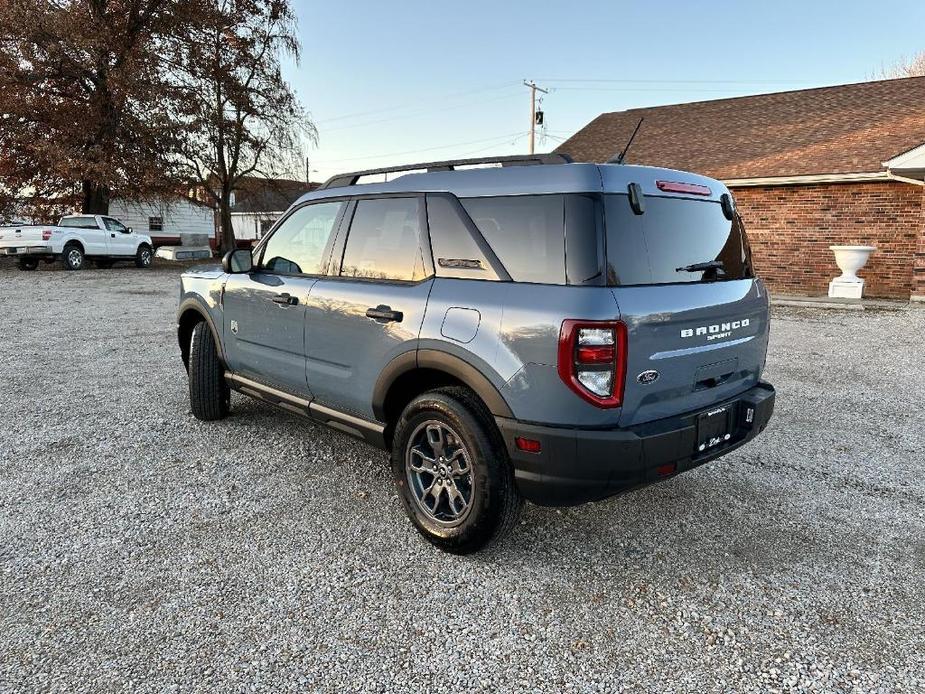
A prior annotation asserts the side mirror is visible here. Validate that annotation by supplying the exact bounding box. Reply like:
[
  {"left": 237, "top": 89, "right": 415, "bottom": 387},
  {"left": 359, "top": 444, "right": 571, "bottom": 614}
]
[
  {"left": 126, "top": 227, "right": 133, "bottom": 234},
  {"left": 222, "top": 249, "right": 253, "bottom": 274}
]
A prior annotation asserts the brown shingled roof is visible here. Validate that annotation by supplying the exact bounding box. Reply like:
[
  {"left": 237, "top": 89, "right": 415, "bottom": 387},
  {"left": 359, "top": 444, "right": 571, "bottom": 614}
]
[{"left": 555, "top": 77, "right": 925, "bottom": 179}]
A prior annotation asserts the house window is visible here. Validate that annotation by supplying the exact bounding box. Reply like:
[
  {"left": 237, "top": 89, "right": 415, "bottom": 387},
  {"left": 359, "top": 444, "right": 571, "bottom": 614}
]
[{"left": 149, "top": 216, "right": 164, "bottom": 232}]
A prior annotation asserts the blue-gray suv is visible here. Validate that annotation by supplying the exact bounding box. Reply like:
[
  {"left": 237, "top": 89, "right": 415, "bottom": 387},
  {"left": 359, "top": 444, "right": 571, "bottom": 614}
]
[{"left": 177, "top": 154, "right": 775, "bottom": 553}]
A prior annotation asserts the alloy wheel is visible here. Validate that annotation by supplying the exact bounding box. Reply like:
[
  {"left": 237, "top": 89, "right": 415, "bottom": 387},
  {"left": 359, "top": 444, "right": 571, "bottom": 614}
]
[{"left": 405, "top": 420, "right": 475, "bottom": 526}]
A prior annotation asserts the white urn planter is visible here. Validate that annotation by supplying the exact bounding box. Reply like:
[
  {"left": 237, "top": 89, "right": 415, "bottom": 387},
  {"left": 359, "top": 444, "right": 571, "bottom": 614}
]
[{"left": 828, "top": 245, "right": 876, "bottom": 299}]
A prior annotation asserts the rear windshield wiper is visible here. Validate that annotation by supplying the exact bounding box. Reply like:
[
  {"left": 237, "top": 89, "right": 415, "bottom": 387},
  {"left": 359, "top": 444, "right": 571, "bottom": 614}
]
[{"left": 676, "top": 260, "right": 725, "bottom": 274}]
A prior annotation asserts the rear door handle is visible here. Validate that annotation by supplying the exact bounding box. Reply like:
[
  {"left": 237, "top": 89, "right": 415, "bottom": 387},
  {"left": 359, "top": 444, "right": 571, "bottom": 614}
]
[
  {"left": 271, "top": 293, "right": 299, "bottom": 306},
  {"left": 366, "top": 305, "right": 403, "bottom": 323}
]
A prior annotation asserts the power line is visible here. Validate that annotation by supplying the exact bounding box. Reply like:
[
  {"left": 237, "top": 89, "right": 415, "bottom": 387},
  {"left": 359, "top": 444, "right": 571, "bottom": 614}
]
[
  {"left": 311, "top": 131, "right": 528, "bottom": 165},
  {"left": 320, "top": 91, "right": 522, "bottom": 134},
  {"left": 314, "top": 80, "right": 521, "bottom": 125},
  {"left": 457, "top": 131, "right": 531, "bottom": 158}
]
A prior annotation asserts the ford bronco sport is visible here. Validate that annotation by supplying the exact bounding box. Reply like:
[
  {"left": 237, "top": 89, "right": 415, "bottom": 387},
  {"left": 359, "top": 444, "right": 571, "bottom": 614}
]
[{"left": 177, "top": 154, "right": 775, "bottom": 554}]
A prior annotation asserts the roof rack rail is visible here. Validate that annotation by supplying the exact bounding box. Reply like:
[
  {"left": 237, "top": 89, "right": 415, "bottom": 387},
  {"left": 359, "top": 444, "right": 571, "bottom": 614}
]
[{"left": 319, "top": 153, "right": 574, "bottom": 190}]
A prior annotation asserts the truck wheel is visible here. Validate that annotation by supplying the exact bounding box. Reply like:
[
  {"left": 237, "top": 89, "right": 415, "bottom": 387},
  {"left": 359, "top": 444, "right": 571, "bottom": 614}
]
[
  {"left": 135, "top": 244, "right": 153, "bottom": 268},
  {"left": 391, "top": 386, "right": 522, "bottom": 554},
  {"left": 62, "top": 243, "right": 84, "bottom": 271},
  {"left": 17, "top": 258, "right": 39, "bottom": 271},
  {"left": 188, "top": 321, "right": 229, "bottom": 421}
]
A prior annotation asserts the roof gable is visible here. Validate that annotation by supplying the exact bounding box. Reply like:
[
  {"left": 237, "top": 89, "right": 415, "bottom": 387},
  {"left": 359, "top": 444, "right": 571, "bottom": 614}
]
[{"left": 555, "top": 77, "right": 925, "bottom": 180}]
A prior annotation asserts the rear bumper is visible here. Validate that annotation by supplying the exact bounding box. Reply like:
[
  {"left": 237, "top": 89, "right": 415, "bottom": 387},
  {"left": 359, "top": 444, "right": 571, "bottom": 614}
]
[
  {"left": 496, "top": 381, "right": 775, "bottom": 507},
  {"left": 0, "top": 245, "right": 53, "bottom": 256}
]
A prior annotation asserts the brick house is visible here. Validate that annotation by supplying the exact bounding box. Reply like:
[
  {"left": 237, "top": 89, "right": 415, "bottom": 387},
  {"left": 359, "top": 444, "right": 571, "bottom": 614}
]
[{"left": 556, "top": 77, "right": 925, "bottom": 300}]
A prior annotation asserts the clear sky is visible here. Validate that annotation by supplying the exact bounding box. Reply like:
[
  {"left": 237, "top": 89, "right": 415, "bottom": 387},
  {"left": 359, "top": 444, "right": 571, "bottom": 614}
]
[{"left": 285, "top": 0, "right": 925, "bottom": 182}]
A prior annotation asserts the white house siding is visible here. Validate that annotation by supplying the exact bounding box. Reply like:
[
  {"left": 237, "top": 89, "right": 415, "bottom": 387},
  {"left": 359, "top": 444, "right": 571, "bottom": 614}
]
[
  {"left": 230, "top": 211, "right": 284, "bottom": 242},
  {"left": 109, "top": 198, "right": 215, "bottom": 243}
]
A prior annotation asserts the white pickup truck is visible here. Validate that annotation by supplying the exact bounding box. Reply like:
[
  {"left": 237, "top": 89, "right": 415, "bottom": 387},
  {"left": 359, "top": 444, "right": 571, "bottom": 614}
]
[{"left": 0, "top": 214, "right": 154, "bottom": 271}]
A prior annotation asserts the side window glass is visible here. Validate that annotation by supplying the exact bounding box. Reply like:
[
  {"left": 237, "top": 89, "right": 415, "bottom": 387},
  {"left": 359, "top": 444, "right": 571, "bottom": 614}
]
[
  {"left": 426, "top": 195, "right": 497, "bottom": 281},
  {"left": 564, "top": 194, "right": 603, "bottom": 285},
  {"left": 103, "top": 218, "right": 120, "bottom": 232},
  {"left": 460, "top": 195, "right": 566, "bottom": 285},
  {"left": 260, "top": 201, "right": 344, "bottom": 275},
  {"left": 340, "top": 197, "right": 425, "bottom": 281}
]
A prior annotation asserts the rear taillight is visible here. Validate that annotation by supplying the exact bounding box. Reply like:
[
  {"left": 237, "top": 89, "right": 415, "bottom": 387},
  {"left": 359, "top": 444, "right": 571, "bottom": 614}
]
[
  {"left": 557, "top": 320, "right": 627, "bottom": 408},
  {"left": 41, "top": 229, "right": 53, "bottom": 241}
]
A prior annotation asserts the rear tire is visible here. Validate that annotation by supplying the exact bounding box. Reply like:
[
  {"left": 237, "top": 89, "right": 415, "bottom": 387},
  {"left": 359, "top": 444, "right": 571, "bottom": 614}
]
[
  {"left": 17, "top": 258, "right": 38, "bottom": 271},
  {"left": 135, "top": 244, "right": 153, "bottom": 268},
  {"left": 391, "top": 386, "right": 522, "bottom": 554},
  {"left": 188, "top": 321, "right": 229, "bottom": 421},
  {"left": 62, "top": 243, "right": 84, "bottom": 271}
]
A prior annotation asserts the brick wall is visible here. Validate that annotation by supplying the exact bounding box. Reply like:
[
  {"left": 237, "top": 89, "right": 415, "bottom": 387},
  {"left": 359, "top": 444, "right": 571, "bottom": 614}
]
[{"left": 732, "top": 181, "right": 924, "bottom": 299}]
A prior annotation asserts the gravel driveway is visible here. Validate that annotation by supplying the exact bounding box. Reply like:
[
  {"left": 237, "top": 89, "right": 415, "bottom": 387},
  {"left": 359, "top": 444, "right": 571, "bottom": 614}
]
[{"left": 1, "top": 261, "right": 923, "bottom": 693}]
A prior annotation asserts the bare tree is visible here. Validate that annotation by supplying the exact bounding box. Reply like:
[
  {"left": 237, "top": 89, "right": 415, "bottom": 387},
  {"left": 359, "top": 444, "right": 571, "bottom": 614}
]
[
  {"left": 0, "top": 0, "right": 185, "bottom": 215},
  {"left": 877, "top": 51, "right": 925, "bottom": 79},
  {"left": 170, "top": 0, "right": 314, "bottom": 253}
]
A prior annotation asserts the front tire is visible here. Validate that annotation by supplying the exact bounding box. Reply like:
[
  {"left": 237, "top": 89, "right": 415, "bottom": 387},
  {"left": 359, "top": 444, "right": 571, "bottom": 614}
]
[
  {"left": 135, "top": 244, "right": 153, "bottom": 268},
  {"left": 62, "top": 243, "right": 84, "bottom": 271},
  {"left": 188, "top": 321, "right": 229, "bottom": 421},
  {"left": 17, "top": 258, "right": 39, "bottom": 271},
  {"left": 391, "top": 387, "right": 522, "bottom": 554}
]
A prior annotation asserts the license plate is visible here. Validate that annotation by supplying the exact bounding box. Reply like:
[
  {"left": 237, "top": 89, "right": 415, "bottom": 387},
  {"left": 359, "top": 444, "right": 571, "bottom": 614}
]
[{"left": 696, "top": 405, "right": 733, "bottom": 453}]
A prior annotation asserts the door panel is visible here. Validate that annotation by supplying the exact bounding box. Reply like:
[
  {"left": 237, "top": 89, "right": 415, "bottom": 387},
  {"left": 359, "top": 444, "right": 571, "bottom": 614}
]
[
  {"left": 102, "top": 217, "right": 134, "bottom": 255},
  {"left": 304, "top": 195, "right": 433, "bottom": 420},
  {"left": 304, "top": 279, "right": 431, "bottom": 419},
  {"left": 222, "top": 272, "right": 318, "bottom": 397},
  {"left": 222, "top": 200, "right": 348, "bottom": 397}
]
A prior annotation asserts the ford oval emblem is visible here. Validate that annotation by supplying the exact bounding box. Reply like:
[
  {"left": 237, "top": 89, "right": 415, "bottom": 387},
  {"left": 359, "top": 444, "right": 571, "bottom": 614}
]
[{"left": 637, "top": 369, "right": 659, "bottom": 385}]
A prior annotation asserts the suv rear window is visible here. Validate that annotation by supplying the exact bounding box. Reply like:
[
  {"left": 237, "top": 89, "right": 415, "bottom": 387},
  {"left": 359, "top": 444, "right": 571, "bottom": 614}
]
[
  {"left": 604, "top": 194, "right": 754, "bottom": 285},
  {"left": 460, "top": 195, "right": 565, "bottom": 285}
]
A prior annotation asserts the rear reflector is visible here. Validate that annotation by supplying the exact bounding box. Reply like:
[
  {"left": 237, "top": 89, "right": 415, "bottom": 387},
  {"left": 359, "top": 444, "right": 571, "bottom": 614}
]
[
  {"left": 655, "top": 463, "right": 677, "bottom": 478},
  {"left": 515, "top": 437, "right": 542, "bottom": 454},
  {"left": 656, "top": 180, "right": 712, "bottom": 196},
  {"left": 577, "top": 345, "right": 615, "bottom": 364}
]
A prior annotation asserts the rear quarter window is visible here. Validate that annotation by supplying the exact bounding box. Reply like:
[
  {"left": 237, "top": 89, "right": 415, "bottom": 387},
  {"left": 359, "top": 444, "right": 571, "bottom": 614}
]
[
  {"left": 460, "top": 195, "right": 566, "bottom": 285},
  {"left": 426, "top": 195, "right": 498, "bottom": 281}
]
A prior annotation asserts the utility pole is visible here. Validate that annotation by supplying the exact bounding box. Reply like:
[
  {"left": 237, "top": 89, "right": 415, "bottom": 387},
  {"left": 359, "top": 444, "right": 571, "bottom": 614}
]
[{"left": 524, "top": 80, "right": 548, "bottom": 154}]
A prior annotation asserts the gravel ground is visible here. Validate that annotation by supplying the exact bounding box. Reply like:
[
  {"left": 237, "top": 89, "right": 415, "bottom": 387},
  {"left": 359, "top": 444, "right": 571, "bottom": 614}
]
[{"left": 1, "top": 259, "right": 923, "bottom": 693}]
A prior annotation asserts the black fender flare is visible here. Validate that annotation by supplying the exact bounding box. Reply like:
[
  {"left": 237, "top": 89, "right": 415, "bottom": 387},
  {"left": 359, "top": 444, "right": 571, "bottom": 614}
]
[
  {"left": 372, "top": 348, "right": 513, "bottom": 421},
  {"left": 177, "top": 298, "right": 226, "bottom": 368}
]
